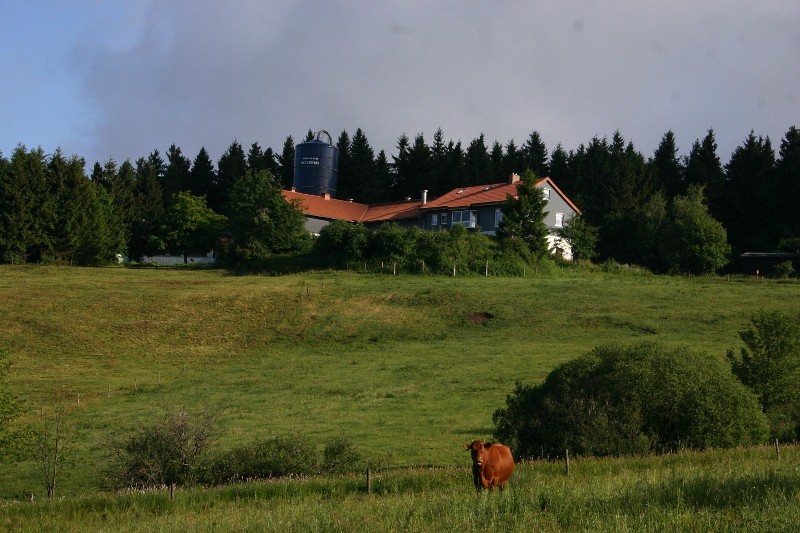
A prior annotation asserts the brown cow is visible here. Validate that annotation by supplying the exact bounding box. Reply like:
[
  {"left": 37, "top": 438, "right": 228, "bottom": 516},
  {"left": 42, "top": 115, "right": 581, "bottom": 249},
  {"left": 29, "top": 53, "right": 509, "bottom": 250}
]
[{"left": 464, "top": 439, "right": 514, "bottom": 493}]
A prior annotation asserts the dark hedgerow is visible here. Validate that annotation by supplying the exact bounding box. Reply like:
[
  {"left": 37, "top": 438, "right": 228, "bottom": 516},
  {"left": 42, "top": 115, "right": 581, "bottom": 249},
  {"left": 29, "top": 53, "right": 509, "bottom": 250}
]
[
  {"left": 206, "top": 435, "right": 318, "bottom": 484},
  {"left": 493, "top": 343, "right": 769, "bottom": 459}
]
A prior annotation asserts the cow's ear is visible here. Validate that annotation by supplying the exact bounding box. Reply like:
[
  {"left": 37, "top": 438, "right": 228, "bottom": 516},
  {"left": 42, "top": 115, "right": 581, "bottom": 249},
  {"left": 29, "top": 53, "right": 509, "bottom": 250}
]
[{"left": 464, "top": 443, "right": 470, "bottom": 450}]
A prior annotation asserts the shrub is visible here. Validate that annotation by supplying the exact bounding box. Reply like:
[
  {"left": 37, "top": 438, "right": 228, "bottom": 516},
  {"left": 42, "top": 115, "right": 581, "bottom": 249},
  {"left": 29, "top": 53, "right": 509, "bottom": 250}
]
[
  {"left": 494, "top": 343, "right": 768, "bottom": 459},
  {"left": 105, "top": 407, "right": 217, "bottom": 488},
  {"left": 207, "top": 434, "right": 318, "bottom": 484},
  {"left": 321, "top": 437, "right": 362, "bottom": 474},
  {"left": 772, "top": 261, "right": 795, "bottom": 279}
]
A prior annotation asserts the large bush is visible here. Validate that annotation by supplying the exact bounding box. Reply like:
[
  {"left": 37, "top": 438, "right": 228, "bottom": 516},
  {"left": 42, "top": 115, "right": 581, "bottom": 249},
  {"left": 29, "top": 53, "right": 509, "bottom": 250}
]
[
  {"left": 206, "top": 434, "right": 362, "bottom": 484},
  {"left": 493, "top": 343, "right": 768, "bottom": 458}
]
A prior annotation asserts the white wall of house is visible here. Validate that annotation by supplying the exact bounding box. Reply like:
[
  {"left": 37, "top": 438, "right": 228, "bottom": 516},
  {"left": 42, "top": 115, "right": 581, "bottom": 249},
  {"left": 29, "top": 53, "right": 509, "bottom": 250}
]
[
  {"left": 141, "top": 253, "right": 216, "bottom": 265},
  {"left": 548, "top": 234, "right": 573, "bottom": 261}
]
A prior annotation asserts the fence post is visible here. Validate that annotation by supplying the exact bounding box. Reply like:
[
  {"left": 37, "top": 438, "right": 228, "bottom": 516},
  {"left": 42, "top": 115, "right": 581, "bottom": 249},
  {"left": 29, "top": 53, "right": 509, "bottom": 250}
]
[
  {"left": 393, "top": 262, "right": 396, "bottom": 275},
  {"left": 170, "top": 483, "right": 175, "bottom": 500},
  {"left": 565, "top": 449, "right": 570, "bottom": 475},
  {"left": 453, "top": 262, "right": 456, "bottom": 277},
  {"left": 366, "top": 467, "right": 372, "bottom": 494},
  {"left": 485, "top": 260, "right": 489, "bottom": 277},
  {"left": 775, "top": 439, "right": 780, "bottom": 460}
]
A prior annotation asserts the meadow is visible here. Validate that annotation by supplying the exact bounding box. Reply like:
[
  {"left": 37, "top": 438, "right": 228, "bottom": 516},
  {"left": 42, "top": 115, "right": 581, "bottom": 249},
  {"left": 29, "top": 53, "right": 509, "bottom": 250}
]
[{"left": 0, "top": 264, "right": 798, "bottom": 528}]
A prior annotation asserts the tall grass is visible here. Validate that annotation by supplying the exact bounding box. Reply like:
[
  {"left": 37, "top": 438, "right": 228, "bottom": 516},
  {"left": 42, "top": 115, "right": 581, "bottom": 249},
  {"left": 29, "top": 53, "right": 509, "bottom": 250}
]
[{"left": 2, "top": 445, "right": 799, "bottom": 531}]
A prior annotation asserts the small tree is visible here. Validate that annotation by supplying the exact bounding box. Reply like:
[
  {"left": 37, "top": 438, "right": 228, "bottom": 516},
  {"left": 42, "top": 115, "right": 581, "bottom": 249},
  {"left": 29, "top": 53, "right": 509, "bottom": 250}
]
[
  {"left": 497, "top": 171, "right": 550, "bottom": 258},
  {"left": 106, "top": 406, "right": 217, "bottom": 489},
  {"left": 727, "top": 311, "right": 800, "bottom": 439},
  {"left": 556, "top": 215, "right": 598, "bottom": 261},
  {"left": 497, "top": 170, "right": 550, "bottom": 259},
  {"left": 226, "top": 170, "right": 311, "bottom": 265},
  {"left": 663, "top": 184, "right": 731, "bottom": 274},
  {"left": 36, "top": 393, "right": 73, "bottom": 499},
  {"left": 155, "top": 191, "right": 227, "bottom": 263}
]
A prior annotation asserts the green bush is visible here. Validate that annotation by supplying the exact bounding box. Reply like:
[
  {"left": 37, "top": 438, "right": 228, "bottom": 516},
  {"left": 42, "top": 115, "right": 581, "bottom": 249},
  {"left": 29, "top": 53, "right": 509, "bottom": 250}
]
[
  {"left": 207, "top": 434, "right": 319, "bottom": 484},
  {"left": 105, "top": 407, "right": 217, "bottom": 488},
  {"left": 772, "top": 261, "right": 795, "bottom": 279},
  {"left": 493, "top": 343, "right": 769, "bottom": 459},
  {"left": 321, "top": 436, "right": 362, "bottom": 474}
]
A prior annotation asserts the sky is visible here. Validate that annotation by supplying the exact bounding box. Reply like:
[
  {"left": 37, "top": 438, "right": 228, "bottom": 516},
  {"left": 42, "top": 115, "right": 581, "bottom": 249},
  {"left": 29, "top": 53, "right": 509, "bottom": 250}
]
[{"left": 1, "top": 1, "right": 798, "bottom": 170}]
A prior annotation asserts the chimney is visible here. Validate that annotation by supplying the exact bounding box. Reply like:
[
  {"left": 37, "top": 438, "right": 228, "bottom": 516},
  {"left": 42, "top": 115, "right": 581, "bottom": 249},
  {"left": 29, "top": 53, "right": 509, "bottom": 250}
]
[
  {"left": 508, "top": 173, "right": 521, "bottom": 184},
  {"left": 421, "top": 190, "right": 428, "bottom": 205},
  {"left": 291, "top": 186, "right": 296, "bottom": 192},
  {"left": 324, "top": 192, "right": 331, "bottom": 200}
]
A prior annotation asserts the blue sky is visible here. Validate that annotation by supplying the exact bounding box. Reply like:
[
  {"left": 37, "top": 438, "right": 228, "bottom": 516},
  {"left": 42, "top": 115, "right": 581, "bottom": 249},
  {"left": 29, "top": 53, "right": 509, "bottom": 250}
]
[{"left": 1, "top": 1, "right": 798, "bottom": 168}]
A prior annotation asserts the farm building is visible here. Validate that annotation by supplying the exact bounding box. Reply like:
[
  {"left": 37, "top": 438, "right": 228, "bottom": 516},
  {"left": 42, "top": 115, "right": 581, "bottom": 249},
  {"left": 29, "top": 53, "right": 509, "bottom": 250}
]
[{"left": 282, "top": 173, "right": 581, "bottom": 260}]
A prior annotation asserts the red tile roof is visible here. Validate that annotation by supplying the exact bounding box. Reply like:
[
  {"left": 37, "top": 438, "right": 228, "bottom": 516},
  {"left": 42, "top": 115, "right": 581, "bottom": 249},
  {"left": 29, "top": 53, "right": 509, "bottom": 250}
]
[
  {"left": 420, "top": 177, "right": 581, "bottom": 215},
  {"left": 361, "top": 201, "right": 421, "bottom": 222},
  {"left": 282, "top": 190, "right": 421, "bottom": 223},
  {"left": 282, "top": 190, "right": 369, "bottom": 221},
  {"left": 283, "top": 176, "right": 580, "bottom": 224}
]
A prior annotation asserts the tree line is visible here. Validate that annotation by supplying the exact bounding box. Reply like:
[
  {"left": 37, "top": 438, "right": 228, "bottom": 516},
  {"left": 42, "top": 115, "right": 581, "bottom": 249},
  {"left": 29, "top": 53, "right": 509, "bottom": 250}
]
[{"left": 1, "top": 126, "right": 798, "bottom": 269}]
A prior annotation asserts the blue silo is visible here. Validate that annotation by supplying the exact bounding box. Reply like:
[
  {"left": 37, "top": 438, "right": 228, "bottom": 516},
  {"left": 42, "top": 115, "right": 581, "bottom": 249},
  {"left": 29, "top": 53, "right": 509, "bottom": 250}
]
[{"left": 293, "top": 131, "right": 339, "bottom": 198}]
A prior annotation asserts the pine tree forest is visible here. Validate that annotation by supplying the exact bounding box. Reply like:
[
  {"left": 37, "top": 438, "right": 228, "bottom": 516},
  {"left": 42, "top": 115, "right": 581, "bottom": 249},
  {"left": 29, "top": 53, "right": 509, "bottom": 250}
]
[{"left": 1, "top": 126, "right": 798, "bottom": 272}]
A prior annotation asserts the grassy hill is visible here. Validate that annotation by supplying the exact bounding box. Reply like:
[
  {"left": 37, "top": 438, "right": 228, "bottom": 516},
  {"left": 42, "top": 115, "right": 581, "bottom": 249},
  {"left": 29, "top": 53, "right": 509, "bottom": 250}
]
[{"left": 0, "top": 265, "right": 798, "bottom": 499}]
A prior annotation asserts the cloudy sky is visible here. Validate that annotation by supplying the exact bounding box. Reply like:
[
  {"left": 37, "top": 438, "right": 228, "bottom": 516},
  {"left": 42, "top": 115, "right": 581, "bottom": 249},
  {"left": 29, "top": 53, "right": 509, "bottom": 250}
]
[{"left": 1, "top": 1, "right": 798, "bottom": 169}]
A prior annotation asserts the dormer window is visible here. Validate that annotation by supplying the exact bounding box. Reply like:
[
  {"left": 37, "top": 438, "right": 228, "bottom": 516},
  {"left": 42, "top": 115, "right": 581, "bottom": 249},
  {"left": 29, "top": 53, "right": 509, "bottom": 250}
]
[{"left": 542, "top": 188, "right": 550, "bottom": 200}]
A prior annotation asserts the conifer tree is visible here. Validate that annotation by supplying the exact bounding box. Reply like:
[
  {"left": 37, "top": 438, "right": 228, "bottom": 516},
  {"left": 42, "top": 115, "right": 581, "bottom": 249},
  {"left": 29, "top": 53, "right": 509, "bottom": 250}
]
[
  {"left": 723, "top": 131, "right": 775, "bottom": 253},
  {"left": 215, "top": 140, "right": 247, "bottom": 214},
  {"left": 775, "top": 126, "right": 800, "bottom": 241},
  {"left": 549, "top": 144, "right": 571, "bottom": 194},
  {"left": 188, "top": 147, "right": 216, "bottom": 200},
  {"left": 465, "top": 134, "right": 491, "bottom": 185},
  {"left": 336, "top": 130, "right": 352, "bottom": 200},
  {"left": 502, "top": 139, "right": 524, "bottom": 181},
  {"left": 684, "top": 129, "right": 724, "bottom": 219},
  {"left": 373, "top": 150, "right": 393, "bottom": 203},
  {"left": 277, "top": 136, "right": 295, "bottom": 190},
  {"left": 650, "top": 131, "right": 684, "bottom": 198},
  {"left": 348, "top": 128, "right": 377, "bottom": 203},
  {"left": 522, "top": 131, "right": 549, "bottom": 177},
  {"left": 497, "top": 170, "right": 550, "bottom": 259},
  {"left": 163, "top": 144, "right": 191, "bottom": 203},
  {"left": 391, "top": 133, "right": 411, "bottom": 195}
]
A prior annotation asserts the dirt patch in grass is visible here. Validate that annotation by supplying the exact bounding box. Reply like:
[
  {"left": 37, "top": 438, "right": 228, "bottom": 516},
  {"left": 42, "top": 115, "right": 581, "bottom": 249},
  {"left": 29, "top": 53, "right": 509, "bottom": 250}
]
[{"left": 467, "top": 312, "right": 494, "bottom": 325}]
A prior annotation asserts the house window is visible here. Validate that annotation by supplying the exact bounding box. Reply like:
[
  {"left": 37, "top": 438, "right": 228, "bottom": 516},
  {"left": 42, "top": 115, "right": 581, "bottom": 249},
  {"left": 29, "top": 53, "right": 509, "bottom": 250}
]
[
  {"left": 441, "top": 213, "right": 448, "bottom": 225},
  {"left": 542, "top": 188, "right": 550, "bottom": 200},
  {"left": 494, "top": 209, "right": 503, "bottom": 227},
  {"left": 555, "top": 212, "right": 564, "bottom": 227},
  {"left": 431, "top": 213, "right": 439, "bottom": 226},
  {"left": 452, "top": 210, "right": 477, "bottom": 228}
]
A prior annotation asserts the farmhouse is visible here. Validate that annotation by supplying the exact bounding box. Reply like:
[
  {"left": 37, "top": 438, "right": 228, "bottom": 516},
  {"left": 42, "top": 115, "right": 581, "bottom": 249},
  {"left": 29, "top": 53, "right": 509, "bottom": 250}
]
[{"left": 282, "top": 173, "right": 581, "bottom": 260}]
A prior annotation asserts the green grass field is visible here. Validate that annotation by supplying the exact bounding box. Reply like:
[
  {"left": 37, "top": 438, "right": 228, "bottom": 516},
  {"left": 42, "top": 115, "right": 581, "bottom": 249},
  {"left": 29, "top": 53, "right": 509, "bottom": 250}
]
[
  {"left": 1, "top": 265, "right": 799, "bottom": 528},
  {"left": 2, "top": 446, "right": 799, "bottom": 531}
]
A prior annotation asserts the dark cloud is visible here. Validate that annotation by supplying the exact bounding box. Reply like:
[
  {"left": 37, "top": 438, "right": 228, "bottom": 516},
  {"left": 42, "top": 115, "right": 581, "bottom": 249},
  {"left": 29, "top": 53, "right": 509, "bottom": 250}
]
[{"left": 72, "top": 0, "right": 799, "bottom": 166}]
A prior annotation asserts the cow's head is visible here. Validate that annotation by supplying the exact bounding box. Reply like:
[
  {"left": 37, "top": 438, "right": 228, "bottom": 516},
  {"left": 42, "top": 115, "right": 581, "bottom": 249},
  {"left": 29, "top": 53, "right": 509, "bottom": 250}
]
[{"left": 464, "top": 439, "right": 491, "bottom": 467}]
